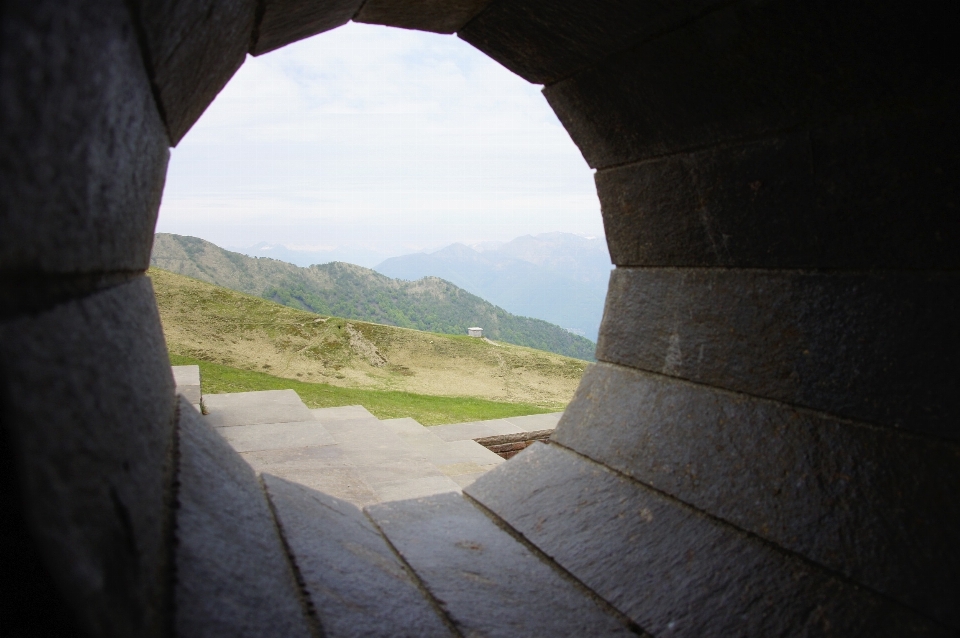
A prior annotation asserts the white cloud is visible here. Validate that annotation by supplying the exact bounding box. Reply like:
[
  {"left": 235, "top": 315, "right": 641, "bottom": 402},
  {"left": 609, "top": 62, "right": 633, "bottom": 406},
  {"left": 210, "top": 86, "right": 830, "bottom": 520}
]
[{"left": 156, "top": 22, "right": 602, "bottom": 255}]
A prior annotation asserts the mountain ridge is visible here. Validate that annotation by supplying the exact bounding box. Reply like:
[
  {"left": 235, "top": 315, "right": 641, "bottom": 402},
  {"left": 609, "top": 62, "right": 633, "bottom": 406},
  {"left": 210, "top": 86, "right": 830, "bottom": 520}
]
[
  {"left": 151, "top": 233, "right": 596, "bottom": 361},
  {"left": 374, "top": 233, "right": 611, "bottom": 340}
]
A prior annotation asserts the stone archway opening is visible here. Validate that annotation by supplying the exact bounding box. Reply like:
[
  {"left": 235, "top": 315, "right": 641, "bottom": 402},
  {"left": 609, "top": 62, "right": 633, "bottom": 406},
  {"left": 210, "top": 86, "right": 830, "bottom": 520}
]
[{"left": 2, "top": 1, "right": 957, "bottom": 636}]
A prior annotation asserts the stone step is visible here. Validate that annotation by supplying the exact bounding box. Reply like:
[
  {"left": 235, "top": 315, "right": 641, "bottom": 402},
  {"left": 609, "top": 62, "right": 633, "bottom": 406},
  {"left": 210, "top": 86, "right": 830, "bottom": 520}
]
[
  {"left": 310, "top": 406, "right": 461, "bottom": 505},
  {"left": 430, "top": 412, "right": 563, "bottom": 442},
  {"left": 174, "top": 399, "right": 315, "bottom": 637},
  {"left": 263, "top": 474, "right": 454, "bottom": 637},
  {"left": 172, "top": 364, "right": 201, "bottom": 409},
  {"left": 381, "top": 417, "right": 504, "bottom": 487},
  {"left": 366, "top": 492, "right": 635, "bottom": 637},
  {"left": 203, "top": 389, "right": 314, "bottom": 427}
]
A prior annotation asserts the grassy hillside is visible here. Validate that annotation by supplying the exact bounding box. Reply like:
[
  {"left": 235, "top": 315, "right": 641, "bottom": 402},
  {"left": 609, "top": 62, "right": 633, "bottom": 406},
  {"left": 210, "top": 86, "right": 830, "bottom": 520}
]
[
  {"left": 169, "top": 355, "right": 553, "bottom": 425},
  {"left": 151, "top": 233, "right": 596, "bottom": 361},
  {"left": 152, "top": 268, "right": 588, "bottom": 411}
]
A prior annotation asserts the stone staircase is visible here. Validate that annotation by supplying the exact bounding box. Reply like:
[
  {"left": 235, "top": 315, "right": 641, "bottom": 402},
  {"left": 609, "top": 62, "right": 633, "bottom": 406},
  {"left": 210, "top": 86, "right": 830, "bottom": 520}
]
[{"left": 172, "top": 372, "right": 630, "bottom": 636}]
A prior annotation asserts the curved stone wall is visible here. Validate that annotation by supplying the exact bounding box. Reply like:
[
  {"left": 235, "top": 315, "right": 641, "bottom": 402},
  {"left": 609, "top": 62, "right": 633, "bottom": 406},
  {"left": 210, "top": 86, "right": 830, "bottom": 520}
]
[{"left": 2, "top": 0, "right": 956, "bottom": 635}]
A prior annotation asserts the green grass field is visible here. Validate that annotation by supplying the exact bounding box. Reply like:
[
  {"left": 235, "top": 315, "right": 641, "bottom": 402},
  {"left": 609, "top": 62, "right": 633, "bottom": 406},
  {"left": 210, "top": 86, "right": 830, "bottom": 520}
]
[{"left": 170, "top": 354, "right": 553, "bottom": 426}]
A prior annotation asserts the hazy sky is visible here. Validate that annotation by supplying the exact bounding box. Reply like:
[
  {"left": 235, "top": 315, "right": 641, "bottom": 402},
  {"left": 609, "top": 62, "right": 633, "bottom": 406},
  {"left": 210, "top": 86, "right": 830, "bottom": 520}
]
[{"left": 155, "top": 22, "right": 602, "bottom": 257}]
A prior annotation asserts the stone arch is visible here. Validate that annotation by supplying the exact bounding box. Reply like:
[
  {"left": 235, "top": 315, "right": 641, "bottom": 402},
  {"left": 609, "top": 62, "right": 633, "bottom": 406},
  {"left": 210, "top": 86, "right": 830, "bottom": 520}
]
[{"left": 1, "top": 0, "right": 957, "bottom": 635}]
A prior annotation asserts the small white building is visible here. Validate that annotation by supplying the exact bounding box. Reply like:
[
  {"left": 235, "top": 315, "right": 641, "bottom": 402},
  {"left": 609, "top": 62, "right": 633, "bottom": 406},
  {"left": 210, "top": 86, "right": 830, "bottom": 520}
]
[{"left": 468, "top": 327, "right": 483, "bottom": 338}]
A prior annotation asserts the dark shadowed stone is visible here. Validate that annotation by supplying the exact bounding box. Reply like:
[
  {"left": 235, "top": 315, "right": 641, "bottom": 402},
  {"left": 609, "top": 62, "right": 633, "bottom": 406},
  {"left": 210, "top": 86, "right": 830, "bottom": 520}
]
[
  {"left": 175, "top": 400, "right": 314, "bottom": 638},
  {"left": 252, "top": 0, "right": 363, "bottom": 55},
  {"left": 131, "top": 0, "right": 257, "bottom": 144},
  {"left": 458, "top": 0, "right": 722, "bottom": 84},
  {"left": 0, "top": 415, "right": 85, "bottom": 636},
  {"left": 263, "top": 475, "right": 453, "bottom": 638},
  {"left": 598, "top": 111, "right": 959, "bottom": 270},
  {"left": 0, "top": 277, "right": 176, "bottom": 636},
  {"left": 367, "top": 492, "right": 634, "bottom": 637},
  {"left": 0, "top": 0, "right": 169, "bottom": 276},
  {"left": 355, "top": 0, "right": 491, "bottom": 34},
  {"left": 554, "top": 362, "right": 960, "bottom": 628},
  {"left": 466, "top": 444, "right": 951, "bottom": 637},
  {"left": 597, "top": 267, "right": 959, "bottom": 439},
  {"left": 544, "top": 0, "right": 956, "bottom": 168}
]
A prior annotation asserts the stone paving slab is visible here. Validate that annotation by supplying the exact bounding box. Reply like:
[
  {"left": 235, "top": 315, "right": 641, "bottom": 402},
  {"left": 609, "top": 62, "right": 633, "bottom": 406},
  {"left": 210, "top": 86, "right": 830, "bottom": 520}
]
[
  {"left": 311, "top": 405, "right": 378, "bottom": 425},
  {"left": 314, "top": 406, "right": 462, "bottom": 502},
  {"left": 242, "top": 445, "right": 380, "bottom": 508},
  {"left": 430, "top": 419, "right": 524, "bottom": 442},
  {"left": 263, "top": 475, "right": 453, "bottom": 638},
  {"left": 465, "top": 443, "right": 944, "bottom": 637},
  {"left": 381, "top": 417, "right": 429, "bottom": 436},
  {"left": 504, "top": 412, "right": 563, "bottom": 432},
  {"left": 203, "top": 390, "right": 313, "bottom": 427},
  {"left": 374, "top": 475, "right": 462, "bottom": 503},
  {"left": 175, "top": 398, "right": 314, "bottom": 637},
  {"left": 380, "top": 417, "right": 502, "bottom": 487},
  {"left": 366, "top": 492, "right": 634, "bottom": 637},
  {"left": 218, "top": 420, "right": 336, "bottom": 453},
  {"left": 172, "top": 364, "right": 201, "bottom": 404}
]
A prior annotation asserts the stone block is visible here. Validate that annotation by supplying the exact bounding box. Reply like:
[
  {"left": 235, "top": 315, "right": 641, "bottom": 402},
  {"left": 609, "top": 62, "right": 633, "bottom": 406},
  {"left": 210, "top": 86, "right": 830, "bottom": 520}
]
[
  {"left": 373, "top": 475, "right": 461, "bottom": 503},
  {"left": 367, "top": 492, "right": 634, "bottom": 637},
  {"left": 252, "top": 0, "right": 362, "bottom": 55},
  {"left": 203, "top": 389, "right": 314, "bottom": 427},
  {"left": 174, "top": 398, "right": 314, "bottom": 638},
  {"left": 459, "top": 0, "right": 721, "bottom": 84},
  {"left": 466, "top": 444, "right": 949, "bottom": 636},
  {"left": 598, "top": 112, "right": 959, "bottom": 270},
  {"left": 430, "top": 419, "right": 523, "bottom": 442},
  {"left": 131, "top": 0, "right": 257, "bottom": 144},
  {"left": 242, "top": 445, "right": 380, "bottom": 508},
  {"left": 0, "top": 277, "right": 176, "bottom": 636},
  {"left": 381, "top": 417, "right": 430, "bottom": 436},
  {"left": 311, "top": 404, "right": 378, "bottom": 427},
  {"left": 0, "top": 0, "right": 169, "bottom": 277},
  {"left": 597, "top": 267, "right": 959, "bottom": 439},
  {"left": 556, "top": 362, "right": 960, "bottom": 627},
  {"left": 504, "top": 412, "right": 562, "bottom": 432},
  {"left": 172, "top": 365, "right": 201, "bottom": 404},
  {"left": 263, "top": 475, "right": 453, "bottom": 637},
  {"left": 355, "top": 0, "right": 491, "bottom": 34},
  {"left": 218, "top": 420, "right": 336, "bottom": 453},
  {"left": 543, "top": 1, "right": 956, "bottom": 168}
]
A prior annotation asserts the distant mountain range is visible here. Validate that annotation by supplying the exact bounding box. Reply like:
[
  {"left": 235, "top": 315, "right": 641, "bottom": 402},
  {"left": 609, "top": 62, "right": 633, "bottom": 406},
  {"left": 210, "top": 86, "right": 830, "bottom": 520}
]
[
  {"left": 235, "top": 241, "right": 389, "bottom": 269},
  {"left": 151, "top": 234, "right": 597, "bottom": 361},
  {"left": 375, "top": 233, "right": 612, "bottom": 341}
]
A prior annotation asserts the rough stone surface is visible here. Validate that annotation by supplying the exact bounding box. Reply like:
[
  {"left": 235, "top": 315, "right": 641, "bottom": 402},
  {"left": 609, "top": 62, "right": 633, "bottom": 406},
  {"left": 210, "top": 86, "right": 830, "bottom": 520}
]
[
  {"left": 218, "top": 420, "right": 336, "bottom": 453},
  {"left": 467, "top": 444, "right": 950, "bottom": 637},
  {"left": 132, "top": 0, "right": 257, "bottom": 144},
  {"left": 556, "top": 362, "right": 960, "bottom": 627},
  {"left": 0, "top": 277, "right": 176, "bottom": 636},
  {"left": 263, "top": 475, "right": 453, "bottom": 637},
  {"left": 459, "top": 0, "right": 722, "bottom": 84},
  {"left": 544, "top": 1, "right": 956, "bottom": 168},
  {"left": 597, "top": 112, "right": 959, "bottom": 270},
  {"left": 252, "top": 0, "right": 362, "bottom": 55},
  {"left": 203, "top": 390, "right": 314, "bottom": 427},
  {"left": 597, "top": 267, "right": 959, "bottom": 439},
  {"left": 175, "top": 398, "right": 314, "bottom": 638},
  {"left": 368, "top": 492, "right": 634, "bottom": 637},
  {"left": 243, "top": 445, "right": 380, "bottom": 508},
  {"left": 355, "top": 0, "right": 492, "bottom": 34},
  {"left": 0, "top": 0, "right": 169, "bottom": 275}
]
